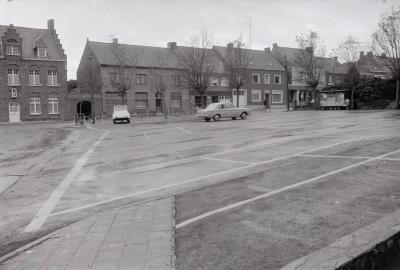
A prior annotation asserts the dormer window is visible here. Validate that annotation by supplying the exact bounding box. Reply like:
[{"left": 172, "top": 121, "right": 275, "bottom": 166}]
[
  {"left": 11, "top": 88, "right": 17, "bottom": 98},
  {"left": 37, "top": 48, "right": 47, "bottom": 58},
  {"left": 6, "top": 40, "right": 19, "bottom": 55}
]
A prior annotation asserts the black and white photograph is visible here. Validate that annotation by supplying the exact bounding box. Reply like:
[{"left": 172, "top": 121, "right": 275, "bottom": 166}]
[{"left": 1, "top": 0, "right": 400, "bottom": 269}]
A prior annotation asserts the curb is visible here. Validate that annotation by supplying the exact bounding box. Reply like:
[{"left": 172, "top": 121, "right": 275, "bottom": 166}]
[
  {"left": 0, "top": 227, "right": 68, "bottom": 264},
  {"left": 279, "top": 209, "right": 400, "bottom": 270}
]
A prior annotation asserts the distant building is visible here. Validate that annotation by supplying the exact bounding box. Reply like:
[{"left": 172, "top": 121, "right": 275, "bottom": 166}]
[
  {"left": 271, "top": 43, "right": 347, "bottom": 105},
  {"left": 357, "top": 51, "right": 391, "bottom": 79},
  {"left": 214, "top": 45, "right": 287, "bottom": 109},
  {"left": 77, "top": 39, "right": 189, "bottom": 117},
  {"left": 0, "top": 19, "right": 67, "bottom": 122}
]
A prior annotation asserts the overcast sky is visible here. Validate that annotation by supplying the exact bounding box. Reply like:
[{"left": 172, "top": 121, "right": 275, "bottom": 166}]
[{"left": 0, "top": 0, "right": 397, "bottom": 79}]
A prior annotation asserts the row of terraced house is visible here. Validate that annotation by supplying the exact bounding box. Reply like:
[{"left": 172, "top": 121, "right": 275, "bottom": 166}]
[{"left": 0, "top": 19, "right": 392, "bottom": 122}]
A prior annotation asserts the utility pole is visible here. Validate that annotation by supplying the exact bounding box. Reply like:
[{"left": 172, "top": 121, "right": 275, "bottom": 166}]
[{"left": 88, "top": 51, "right": 95, "bottom": 123}]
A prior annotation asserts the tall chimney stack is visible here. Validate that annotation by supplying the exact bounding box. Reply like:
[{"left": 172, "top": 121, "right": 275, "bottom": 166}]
[
  {"left": 112, "top": 38, "right": 118, "bottom": 44},
  {"left": 264, "top": 47, "right": 271, "bottom": 53},
  {"left": 47, "top": 19, "right": 54, "bottom": 34}
]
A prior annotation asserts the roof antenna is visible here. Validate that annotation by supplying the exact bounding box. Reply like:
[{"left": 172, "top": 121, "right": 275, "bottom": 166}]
[{"left": 245, "top": 16, "right": 252, "bottom": 49}]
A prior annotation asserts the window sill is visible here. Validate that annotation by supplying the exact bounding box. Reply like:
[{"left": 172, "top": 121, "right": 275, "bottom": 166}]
[
  {"left": 29, "top": 84, "right": 42, "bottom": 87},
  {"left": 48, "top": 84, "right": 60, "bottom": 87},
  {"left": 30, "top": 113, "right": 42, "bottom": 115},
  {"left": 49, "top": 113, "right": 60, "bottom": 115},
  {"left": 6, "top": 54, "right": 21, "bottom": 56},
  {"left": 8, "top": 84, "right": 21, "bottom": 86}
]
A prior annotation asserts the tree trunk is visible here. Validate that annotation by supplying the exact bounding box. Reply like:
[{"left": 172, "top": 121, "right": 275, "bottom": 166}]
[
  {"left": 200, "top": 92, "right": 205, "bottom": 108},
  {"left": 351, "top": 84, "right": 355, "bottom": 110},
  {"left": 396, "top": 78, "right": 399, "bottom": 109},
  {"left": 236, "top": 88, "right": 240, "bottom": 107}
]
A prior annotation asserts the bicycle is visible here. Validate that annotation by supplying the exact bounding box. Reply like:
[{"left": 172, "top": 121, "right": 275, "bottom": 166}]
[{"left": 84, "top": 114, "right": 96, "bottom": 124}]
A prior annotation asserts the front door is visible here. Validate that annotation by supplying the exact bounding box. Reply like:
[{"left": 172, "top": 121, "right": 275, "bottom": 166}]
[
  {"left": 265, "top": 94, "right": 270, "bottom": 108},
  {"left": 9, "top": 102, "right": 20, "bottom": 122}
]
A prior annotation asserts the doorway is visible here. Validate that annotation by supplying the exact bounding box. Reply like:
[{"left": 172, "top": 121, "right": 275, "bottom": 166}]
[
  {"left": 77, "top": 101, "right": 92, "bottom": 116},
  {"left": 232, "top": 89, "right": 247, "bottom": 107},
  {"left": 9, "top": 102, "right": 20, "bottom": 122},
  {"left": 264, "top": 93, "right": 270, "bottom": 108}
]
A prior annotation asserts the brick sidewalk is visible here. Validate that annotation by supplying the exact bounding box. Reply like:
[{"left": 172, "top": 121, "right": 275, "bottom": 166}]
[{"left": 0, "top": 197, "right": 175, "bottom": 270}]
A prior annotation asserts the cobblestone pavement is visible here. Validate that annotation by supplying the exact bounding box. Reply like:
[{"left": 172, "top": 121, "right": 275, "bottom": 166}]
[{"left": 0, "top": 197, "right": 175, "bottom": 270}]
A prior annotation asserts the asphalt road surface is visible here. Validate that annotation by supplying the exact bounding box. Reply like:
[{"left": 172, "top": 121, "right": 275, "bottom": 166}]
[{"left": 1, "top": 110, "right": 400, "bottom": 269}]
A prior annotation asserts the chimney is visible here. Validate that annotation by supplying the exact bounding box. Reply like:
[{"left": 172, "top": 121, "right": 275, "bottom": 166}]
[
  {"left": 264, "top": 47, "right": 271, "bottom": 53},
  {"left": 367, "top": 51, "right": 373, "bottom": 58},
  {"left": 167, "top": 42, "right": 177, "bottom": 49},
  {"left": 112, "top": 38, "right": 118, "bottom": 44},
  {"left": 227, "top": 42, "right": 233, "bottom": 48},
  {"left": 360, "top": 51, "right": 364, "bottom": 59},
  {"left": 381, "top": 52, "right": 387, "bottom": 58},
  {"left": 47, "top": 19, "right": 54, "bottom": 34},
  {"left": 333, "top": 56, "right": 338, "bottom": 61},
  {"left": 272, "top": 43, "right": 278, "bottom": 48}
]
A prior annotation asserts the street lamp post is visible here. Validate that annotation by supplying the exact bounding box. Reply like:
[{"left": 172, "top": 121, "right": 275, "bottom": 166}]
[{"left": 88, "top": 51, "right": 95, "bottom": 123}]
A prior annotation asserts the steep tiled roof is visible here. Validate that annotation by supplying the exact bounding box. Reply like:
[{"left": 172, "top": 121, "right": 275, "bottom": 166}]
[
  {"left": 88, "top": 41, "right": 181, "bottom": 69},
  {"left": 173, "top": 46, "right": 226, "bottom": 73},
  {"left": 357, "top": 53, "right": 390, "bottom": 76},
  {"left": 0, "top": 25, "right": 65, "bottom": 60},
  {"left": 214, "top": 46, "right": 285, "bottom": 71},
  {"left": 316, "top": 57, "right": 348, "bottom": 74}
]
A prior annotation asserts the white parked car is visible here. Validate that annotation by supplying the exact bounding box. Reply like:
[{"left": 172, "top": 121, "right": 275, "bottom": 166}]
[
  {"left": 197, "top": 102, "right": 250, "bottom": 122},
  {"left": 112, "top": 105, "right": 130, "bottom": 124}
]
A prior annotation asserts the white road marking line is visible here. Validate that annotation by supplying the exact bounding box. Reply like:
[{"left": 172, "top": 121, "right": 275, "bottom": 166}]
[
  {"left": 297, "top": 154, "right": 400, "bottom": 162},
  {"left": 175, "top": 127, "right": 192, "bottom": 134},
  {"left": 77, "top": 136, "right": 368, "bottom": 182},
  {"left": 175, "top": 148, "right": 400, "bottom": 229},
  {"left": 50, "top": 139, "right": 368, "bottom": 217},
  {"left": 23, "top": 131, "right": 109, "bottom": 233},
  {"left": 203, "top": 157, "right": 257, "bottom": 165},
  {"left": 143, "top": 132, "right": 149, "bottom": 139}
]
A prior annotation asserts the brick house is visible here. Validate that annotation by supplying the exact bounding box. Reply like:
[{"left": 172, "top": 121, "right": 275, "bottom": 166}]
[
  {"left": 214, "top": 45, "right": 287, "bottom": 109},
  {"left": 0, "top": 19, "right": 67, "bottom": 122},
  {"left": 77, "top": 39, "right": 189, "bottom": 117},
  {"left": 271, "top": 43, "right": 347, "bottom": 105},
  {"left": 166, "top": 42, "right": 232, "bottom": 108},
  {"left": 357, "top": 51, "right": 391, "bottom": 79}
]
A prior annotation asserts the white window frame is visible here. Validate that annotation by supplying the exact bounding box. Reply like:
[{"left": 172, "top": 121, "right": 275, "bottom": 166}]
[
  {"left": 37, "top": 48, "right": 47, "bottom": 58},
  {"left": 264, "top": 74, "right": 270, "bottom": 84},
  {"left": 251, "top": 90, "right": 261, "bottom": 102},
  {"left": 48, "top": 98, "right": 59, "bottom": 114},
  {"left": 8, "top": 69, "right": 19, "bottom": 85},
  {"left": 220, "top": 77, "right": 229, "bottom": 87},
  {"left": 252, "top": 73, "right": 260, "bottom": 84},
  {"left": 136, "top": 74, "right": 146, "bottom": 84},
  {"left": 274, "top": 75, "right": 281, "bottom": 84},
  {"left": 29, "top": 70, "right": 40, "bottom": 86},
  {"left": 48, "top": 70, "right": 58, "bottom": 86},
  {"left": 30, "top": 97, "right": 41, "bottom": 115},
  {"left": 6, "top": 43, "right": 19, "bottom": 55},
  {"left": 272, "top": 90, "right": 283, "bottom": 104},
  {"left": 210, "top": 77, "right": 219, "bottom": 87},
  {"left": 11, "top": 88, "right": 17, "bottom": 98}
]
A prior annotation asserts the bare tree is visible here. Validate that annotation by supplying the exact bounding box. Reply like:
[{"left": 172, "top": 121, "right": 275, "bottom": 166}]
[
  {"left": 333, "top": 36, "right": 361, "bottom": 109},
  {"left": 175, "top": 30, "right": 215, "bottom": 108},
  {"left": 373, "top": 8, "right": 400, "bottom": 109},
  {"left": 294, "top": 31, "right": 326, "bottom": 107},
  {"left": 224, "top": 39, "right": 251, "bottom": 107},
  {"left": 110, "top": 39, "right": 136, "bottom": 104},
  {"left": 151, "top": 50, "right": 170, "bottom": 118}
]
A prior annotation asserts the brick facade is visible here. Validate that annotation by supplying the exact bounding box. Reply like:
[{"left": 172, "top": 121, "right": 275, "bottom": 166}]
[{"left": 0, "top": 20, "right": 67, "bottom": 122}]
